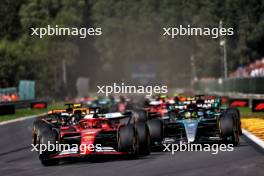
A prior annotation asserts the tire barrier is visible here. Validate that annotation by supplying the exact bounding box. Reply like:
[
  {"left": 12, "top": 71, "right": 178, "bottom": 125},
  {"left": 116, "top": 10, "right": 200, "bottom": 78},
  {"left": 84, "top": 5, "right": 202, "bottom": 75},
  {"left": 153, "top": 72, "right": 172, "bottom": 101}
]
[{"left": 194, "top": 77, "right": 264, "bottom": 94}]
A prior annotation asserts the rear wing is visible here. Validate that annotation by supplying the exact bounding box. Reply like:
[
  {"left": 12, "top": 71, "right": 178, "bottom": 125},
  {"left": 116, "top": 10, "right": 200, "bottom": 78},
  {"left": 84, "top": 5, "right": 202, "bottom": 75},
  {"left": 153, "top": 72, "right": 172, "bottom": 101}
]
[
  {"left": 64, "top": 103, "right": 82, "bottom": 109},
  {"left": 48, "top": 109, "right": 66, "bottom": 114}
]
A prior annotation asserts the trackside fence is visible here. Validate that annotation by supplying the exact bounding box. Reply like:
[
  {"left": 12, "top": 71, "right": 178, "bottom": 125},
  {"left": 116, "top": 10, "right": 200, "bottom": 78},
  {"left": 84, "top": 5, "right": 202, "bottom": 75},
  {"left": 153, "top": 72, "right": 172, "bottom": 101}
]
[{"left": 194, "top": 77, "right": 264, "bottom": 94}]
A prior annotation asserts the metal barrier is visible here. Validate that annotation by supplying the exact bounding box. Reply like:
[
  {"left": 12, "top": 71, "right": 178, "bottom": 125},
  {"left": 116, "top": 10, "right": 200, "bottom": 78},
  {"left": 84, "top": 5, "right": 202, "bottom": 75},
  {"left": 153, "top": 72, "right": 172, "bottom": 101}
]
[
  {"left": 0, "top": 99, "right": 49, "bottom": 109},
  {"left": 194, "top": 77, "right": 264, "bottom": 94}
]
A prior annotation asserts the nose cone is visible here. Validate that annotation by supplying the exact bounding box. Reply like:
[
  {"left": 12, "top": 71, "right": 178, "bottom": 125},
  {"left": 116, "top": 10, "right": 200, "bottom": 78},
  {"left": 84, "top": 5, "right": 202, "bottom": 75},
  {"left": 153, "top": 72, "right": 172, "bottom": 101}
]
[{"left": 183, "top": 119, "right": 199, "bottom": 143}]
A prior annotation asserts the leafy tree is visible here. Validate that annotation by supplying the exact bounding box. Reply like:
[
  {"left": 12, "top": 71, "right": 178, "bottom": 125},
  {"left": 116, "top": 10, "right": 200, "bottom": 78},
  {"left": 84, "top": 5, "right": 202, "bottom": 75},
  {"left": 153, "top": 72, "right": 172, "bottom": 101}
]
[{"left": 1, "top": 0, "right": 264, "bottom": 95}]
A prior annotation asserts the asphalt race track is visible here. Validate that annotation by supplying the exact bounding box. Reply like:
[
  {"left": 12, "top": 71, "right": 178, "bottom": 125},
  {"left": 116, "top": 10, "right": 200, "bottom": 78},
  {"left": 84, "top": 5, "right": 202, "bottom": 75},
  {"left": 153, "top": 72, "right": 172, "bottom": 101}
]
[{"left": 0, "top": 118, "right": 263, "bottom": 176}]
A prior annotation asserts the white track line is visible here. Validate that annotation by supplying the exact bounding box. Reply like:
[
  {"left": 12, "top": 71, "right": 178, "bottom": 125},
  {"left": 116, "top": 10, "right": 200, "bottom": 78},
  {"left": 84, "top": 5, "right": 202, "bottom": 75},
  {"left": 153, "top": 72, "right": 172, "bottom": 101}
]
[
  {"left": 242, "top": 129, "right": 264, "bottom": 149},
  {"left": 0, "top": 113, "right": 46, "bottom": 125}
]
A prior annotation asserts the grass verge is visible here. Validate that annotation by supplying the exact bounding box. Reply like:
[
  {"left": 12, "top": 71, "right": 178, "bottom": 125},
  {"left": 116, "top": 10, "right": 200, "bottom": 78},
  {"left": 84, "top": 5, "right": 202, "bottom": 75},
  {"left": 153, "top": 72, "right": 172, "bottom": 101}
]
[
  {"left": 0, "top": 103, "right": 64, "bottom": 122},
  {"left": 238, "top": 107, "right": 264, "bottom": 118}
]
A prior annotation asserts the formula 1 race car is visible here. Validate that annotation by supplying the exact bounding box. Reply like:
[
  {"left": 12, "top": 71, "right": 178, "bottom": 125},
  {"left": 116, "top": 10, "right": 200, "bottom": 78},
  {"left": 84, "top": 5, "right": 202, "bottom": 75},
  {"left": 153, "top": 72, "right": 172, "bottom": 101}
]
[
  {"left": 163, "top": 100, "right": 241, "bottom": 146},
  {"left": 32, "top": 109, "right": 152, "bottom": 166},
  {"left": 82, "top": 96, "right": 133, "bottom": 113},
  {"left": 141, "top": 95, "right": 241, "bottom": 147},
  {"left": 143, "top": 94, "right": 176, "bottom": 121}
]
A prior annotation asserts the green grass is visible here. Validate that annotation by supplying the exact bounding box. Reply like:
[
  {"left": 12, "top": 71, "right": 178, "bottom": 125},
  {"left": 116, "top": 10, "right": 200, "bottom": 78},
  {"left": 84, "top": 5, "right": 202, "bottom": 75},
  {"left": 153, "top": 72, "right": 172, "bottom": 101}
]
[
  {"left": 238, "top": 107, "right": 264, "bottom": 118},
  {"left": 0, "top": 103, "right": 64, "bottom": 122}
]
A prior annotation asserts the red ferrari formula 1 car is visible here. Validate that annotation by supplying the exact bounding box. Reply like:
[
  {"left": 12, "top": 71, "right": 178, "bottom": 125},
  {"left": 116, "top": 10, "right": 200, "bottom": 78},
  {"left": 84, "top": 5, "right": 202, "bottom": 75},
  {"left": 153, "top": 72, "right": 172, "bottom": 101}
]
[
  {"left": 144, "top": 98, "right": 176, "bottom": 122},
  {"left": 32, "top": 110, "right": 151, "bottom": 166}
]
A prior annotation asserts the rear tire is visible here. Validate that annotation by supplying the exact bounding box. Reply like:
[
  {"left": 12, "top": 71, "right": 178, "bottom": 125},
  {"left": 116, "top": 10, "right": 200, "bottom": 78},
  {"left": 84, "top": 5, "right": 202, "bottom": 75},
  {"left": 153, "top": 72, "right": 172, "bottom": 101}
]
[
  {"left": 134, "top": 109, "right": 147, "bottom": 123},
  {"left": 118, "top": 125, "right": 138, "bottom": 155},
  {"left": 135, "top": 122, "right": 150, "bottom": 155}
]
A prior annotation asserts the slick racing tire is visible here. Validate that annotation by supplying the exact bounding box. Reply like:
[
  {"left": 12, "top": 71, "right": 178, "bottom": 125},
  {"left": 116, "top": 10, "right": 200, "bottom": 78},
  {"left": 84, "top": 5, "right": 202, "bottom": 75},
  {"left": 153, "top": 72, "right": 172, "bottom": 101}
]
[
  {"left": 226, "top": 108, "right": 242, "bottom": 135},
  {"left": 147, "top": 118, "right": 163, "bottom": 143},
  {"left": 134, "top": 109, "right": 147, "bottom": 123},
  {"left": 220, "top": 113, "right": 239, "bottom": 146},
  {"left": 39, "top": 129, "right": 59, "bottom": 163},
  {"left": 32, "top": 120, "right": 40, "bottom": 145},
  {"left": 32, "top": 119, "right": 50, "bottom": 146},
  {"left": 118, "top": 124, "right": 139, "bottom": 155},
  {"left": 135, "top": 122, "right": 151, "bottom": 155}
]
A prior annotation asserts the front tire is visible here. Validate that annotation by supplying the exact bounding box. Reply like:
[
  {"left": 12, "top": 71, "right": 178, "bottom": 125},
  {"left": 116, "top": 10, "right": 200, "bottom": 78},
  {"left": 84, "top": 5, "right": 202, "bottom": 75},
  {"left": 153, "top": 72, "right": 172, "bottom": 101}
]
[
  {"left": 147, "top": 118, "right": 163, "bottom": 144},
  {"left": 227, "top": 108, "right": 242, "bottom": 135},
  {"left": 134, "top": 109, "right": 147, "bottom": 123},
  {"left": 38, "top": 129, "right": 59, "bottom": 165},
  {"left": 220, "top": 113, "right": 239, "bottom": 146}
]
